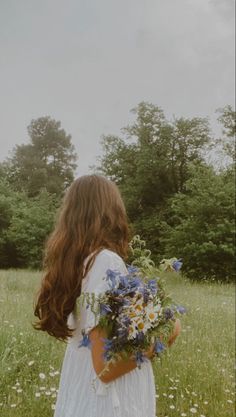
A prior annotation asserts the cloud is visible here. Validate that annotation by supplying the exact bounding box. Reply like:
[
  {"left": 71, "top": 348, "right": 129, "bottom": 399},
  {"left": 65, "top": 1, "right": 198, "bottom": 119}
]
[{"left": 0, "top": 0, "right": 234, "bottom": 175}]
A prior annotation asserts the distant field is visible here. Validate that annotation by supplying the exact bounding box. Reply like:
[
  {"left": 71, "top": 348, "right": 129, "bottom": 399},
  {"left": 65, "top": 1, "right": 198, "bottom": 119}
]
[{"left": 0, "top": 270, "right": 235, "bottom": 417}]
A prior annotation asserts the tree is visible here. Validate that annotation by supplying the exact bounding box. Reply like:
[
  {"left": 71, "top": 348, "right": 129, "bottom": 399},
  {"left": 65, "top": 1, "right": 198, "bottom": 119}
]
[
  {"left": 5, "top": 116, "right": 77, "bottom": 197},
  {"left": 217, "top": 105, "right": 235, "bottom": 163},
  {"left": 0, "top": 179, "right": 24, "bottom": 267},
  {"left": 163, "top": 165, "right": 235, "bottom": 282},
  {"left": 6, "top": 190, "right": 57, "bottom": 268},
  {"left": 96, "top": 102, "right": 212, "bottom": 259}
]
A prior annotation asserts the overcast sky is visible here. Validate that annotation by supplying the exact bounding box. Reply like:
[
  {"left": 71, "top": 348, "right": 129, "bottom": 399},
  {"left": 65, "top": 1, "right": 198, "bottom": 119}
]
[{"left": 0, "top": 0, "right": 234, "bottom": 175}]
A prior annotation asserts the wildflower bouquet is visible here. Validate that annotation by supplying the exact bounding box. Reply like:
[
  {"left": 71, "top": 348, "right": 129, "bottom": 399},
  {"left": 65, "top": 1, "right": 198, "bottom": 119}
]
[{"left": 79, "top": 237, "right": 185, "bottom": 368}]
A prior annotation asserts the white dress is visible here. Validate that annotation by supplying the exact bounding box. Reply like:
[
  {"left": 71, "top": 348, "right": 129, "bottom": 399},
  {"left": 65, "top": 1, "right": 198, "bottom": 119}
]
[{"left": 54, "top": 249, "right": 156, "bottom": 417}]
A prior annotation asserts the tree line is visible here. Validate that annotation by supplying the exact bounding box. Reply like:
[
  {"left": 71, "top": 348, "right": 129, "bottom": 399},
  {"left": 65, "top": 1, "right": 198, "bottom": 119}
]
[{"left": 0, "top": 104, "right": 235, "bottom": 281}]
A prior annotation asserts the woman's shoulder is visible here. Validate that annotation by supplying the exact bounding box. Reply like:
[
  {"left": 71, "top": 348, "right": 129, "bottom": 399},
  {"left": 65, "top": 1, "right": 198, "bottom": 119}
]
[
  {"left": 82, "top": 249, "right": 127, "bottom": 292},
  {"left": 86, "top": 248, "right": 127, "bottom": 276},
  {"left": 97, "top": 248, "right": 123, "bottom": 263}
]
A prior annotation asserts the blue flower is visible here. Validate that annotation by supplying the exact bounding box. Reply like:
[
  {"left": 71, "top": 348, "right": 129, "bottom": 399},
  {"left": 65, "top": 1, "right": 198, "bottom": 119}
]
[
  {"left": 154, "top": 340, "right": 165, "bottom": 354},
  {"left": 135, "top": 351, "right": 147, "bottom": 367},
  {"left": 119, "top": 275, "right": 130, "bottom": 289},
  {"left": 79, "top": 332, "right": 91, "bottom": 348},
  {"left": 135, "top": 331, "right": 145, "bottom": 342},
  {"left": 102, "top": 338, "right": 114, "bottom": 351},
  {"left": 164, "top": 307, "right": 174, "bottom": 320},
  {"left": 117, "top": 326, "right": 129, "bottom": 339},
  {"left": 128, "top": 277, "right": 142, "bottom": 291},
  {"left": 172, "top": 259, "right": 183, "bottom": 272},
  {"left": 175, "top": 305, "right": 186, "bottom": 314},
  {"left": 139, "top": 287, "right": 150, "bottom": 304},
  {"left": 102, "top": 338, "right": 114, "bottom": 361},
  {"left": 120, "top": 316, "right": 131, "bottom": 327},
  {"left": 147, "top": 279, "right": 158, "bottom": 295},
  {"left": 106, "top": 269, "right": 120, "bottom": 289},
  {"left": 100, "top": 303, "right": 112, "bottom": 316},
  {"left": 126, "top": 264, "right": 140, "bottom": 274}
]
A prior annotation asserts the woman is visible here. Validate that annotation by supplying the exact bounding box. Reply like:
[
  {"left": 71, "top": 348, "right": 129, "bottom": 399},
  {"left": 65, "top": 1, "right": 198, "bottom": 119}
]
[{"left": 34, "top": 174, "right": 181, "bottom": 417}]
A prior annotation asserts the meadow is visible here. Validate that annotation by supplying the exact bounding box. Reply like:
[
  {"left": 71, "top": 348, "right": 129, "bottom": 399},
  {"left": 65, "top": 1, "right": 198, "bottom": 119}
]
[{"left": 0, "top": 270, "right": 235, "bottom": 417}]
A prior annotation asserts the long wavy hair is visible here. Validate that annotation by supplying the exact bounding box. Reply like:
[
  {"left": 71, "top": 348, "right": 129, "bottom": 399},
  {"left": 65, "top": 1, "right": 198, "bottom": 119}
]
[{"left": 34, "top": 174, "right": 131, "bottom": 340}]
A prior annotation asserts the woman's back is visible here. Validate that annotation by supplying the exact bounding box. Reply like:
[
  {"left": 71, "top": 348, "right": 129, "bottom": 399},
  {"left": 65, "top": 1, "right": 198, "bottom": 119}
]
[{"left": 54, "top": 249, "right": 156, "bottom": 417}]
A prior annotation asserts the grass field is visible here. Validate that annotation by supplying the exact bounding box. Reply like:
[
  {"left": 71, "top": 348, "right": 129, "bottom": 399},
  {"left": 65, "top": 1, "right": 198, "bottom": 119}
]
[{"left": 0, "top": 270, "right": 235, "bottom": 417}]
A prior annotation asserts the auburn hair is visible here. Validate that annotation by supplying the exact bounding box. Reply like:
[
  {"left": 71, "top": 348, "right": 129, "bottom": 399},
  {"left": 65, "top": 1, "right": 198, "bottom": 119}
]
[{"left": 34, "top": 174, "right": 131, "bottom": 340}]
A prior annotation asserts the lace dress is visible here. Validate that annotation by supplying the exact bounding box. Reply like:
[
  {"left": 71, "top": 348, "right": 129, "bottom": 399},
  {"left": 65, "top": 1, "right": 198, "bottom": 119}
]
[{"left": 54, "top": 249, "right": 156, "bottom": 417}]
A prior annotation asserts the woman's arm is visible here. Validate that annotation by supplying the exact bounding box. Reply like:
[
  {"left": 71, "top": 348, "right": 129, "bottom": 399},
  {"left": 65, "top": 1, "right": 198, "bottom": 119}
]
[
  {"left": 167, "top": 318, "right": 181, "bottom": 347},
  {"left": 90, "top": 319, "right": 181, "bottom": 383},
  {"left": 89, "top": 327, "right": 153, "bottom": 383}
]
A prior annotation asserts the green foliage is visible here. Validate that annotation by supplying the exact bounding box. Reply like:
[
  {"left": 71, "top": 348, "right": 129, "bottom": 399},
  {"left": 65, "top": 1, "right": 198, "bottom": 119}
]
[
  {"left": 163, "top": 165, "right": 235, "bottom": 281},
  {"left": 217, "top": 105, "right": 236, "bottom": 138},
  {"left": 97, "top": 102, "right": 211, "bottom": 215},
  {"left": 216, "top": 105, "right": 235, "bottom": 163},
  {"left": 0, "top": 179, "right": 21, "bottom": 267},
  {"left": 7, "top": 190, "right": 57, "bottom": 268},
  {"left": 0, "top": 180, "right": 57, "bottom": 268},
  {"left": 128, "top": 234, "right": 155, "bottom": 271},
  {"left": 5, "top": 116, "right": 77, "bottom": 197}
]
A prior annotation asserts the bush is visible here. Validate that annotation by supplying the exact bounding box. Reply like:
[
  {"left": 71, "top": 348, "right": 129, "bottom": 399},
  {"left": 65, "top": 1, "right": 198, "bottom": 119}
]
[{"left": 163, "top": 166, "right": 235, "bottom": 282}]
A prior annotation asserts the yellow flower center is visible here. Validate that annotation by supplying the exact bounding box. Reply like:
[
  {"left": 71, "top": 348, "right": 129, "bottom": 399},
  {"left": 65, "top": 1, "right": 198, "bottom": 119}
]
[{"left": 148, "top": 312, "right": 156, "bottom": 320}]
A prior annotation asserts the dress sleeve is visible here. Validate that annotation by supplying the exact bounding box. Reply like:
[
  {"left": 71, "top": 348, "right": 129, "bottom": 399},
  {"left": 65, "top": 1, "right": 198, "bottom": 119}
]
[{"left": 79, "top": 250, "right": 128, "bottom": 334}]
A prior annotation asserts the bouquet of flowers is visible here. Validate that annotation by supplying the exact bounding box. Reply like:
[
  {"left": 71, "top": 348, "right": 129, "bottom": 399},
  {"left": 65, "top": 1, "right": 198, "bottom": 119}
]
[{"left": 79, "top": 236, "right": 186, "bottom": 369}]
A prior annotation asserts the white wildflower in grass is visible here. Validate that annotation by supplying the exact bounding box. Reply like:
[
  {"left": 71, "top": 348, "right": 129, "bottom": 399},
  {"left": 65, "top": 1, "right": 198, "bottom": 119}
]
[
  {"left": 10, "top": 404, "right": 17, "bottom": 408},
  {"left": 200, "top": 415, "right": 206, "bottom": 417},
  {"left": 203, "top": 401, "right": 208, "bottom": 405},
  {"left": 50, "top": 387, "right": 56, "bottom": 392},
  {"left": 15, "top": 382, "right": 20, "bottom": 387},
  {"left": 51, "top": 404, "right": 56, "bottom": 410},
  {"left": 169, "top": 404, "right": 175, "bottom": 409},
  {"left": 45, "top": 391, "right": 51, "bottom": 396},
  {"left": 28, "top": 361, "right": 34, "bottom": 366},
  {"left": 39, "top": 373, "right": 46, "bottom": 380},
  {"left": 35, "top": 393, "right": 41, "bottom": 398},
  {"left": 17, "top": 389, "right": 23, "bottom": 393},
  {"left": 54, "top": 371, "right": 60, "bottom": 376},
  {"left": 52, "top": 393, "right": 57, "bottom": 398},
  {"left": 190, "top": 407, "right": 197, "bottom": 413},
  {"left": 227, "top": 399, "right": 233, "bottom": 404},
  {"left": 39, "top": 387, "right": 46, "bottom": 391},
  {"left": 163, "top": 393, "right": 167, "bottom": 397},
  {"left": 168, "top": 394, "right": 174, "bottom": 399},
  {"left": 181, "top": 414, "right": 187, "bottom": 417}
]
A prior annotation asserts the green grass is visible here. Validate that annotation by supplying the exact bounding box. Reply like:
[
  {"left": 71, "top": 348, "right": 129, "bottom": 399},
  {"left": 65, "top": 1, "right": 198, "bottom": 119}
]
[{"left": 0, "top": 270, "right": 235, "bottom": 417}]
